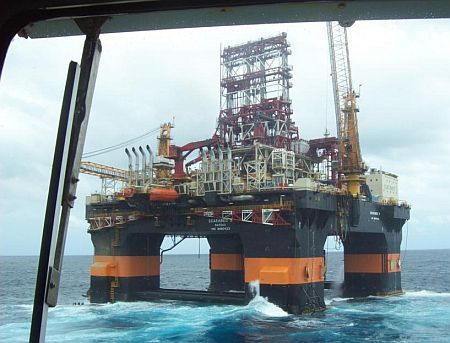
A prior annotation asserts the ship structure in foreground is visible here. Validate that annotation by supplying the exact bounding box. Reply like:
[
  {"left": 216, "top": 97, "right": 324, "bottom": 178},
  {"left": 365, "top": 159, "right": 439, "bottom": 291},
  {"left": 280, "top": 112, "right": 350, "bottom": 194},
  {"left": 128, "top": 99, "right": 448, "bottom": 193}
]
[{"left": 83, "top": 26, "right": 410, "bottom": 314}]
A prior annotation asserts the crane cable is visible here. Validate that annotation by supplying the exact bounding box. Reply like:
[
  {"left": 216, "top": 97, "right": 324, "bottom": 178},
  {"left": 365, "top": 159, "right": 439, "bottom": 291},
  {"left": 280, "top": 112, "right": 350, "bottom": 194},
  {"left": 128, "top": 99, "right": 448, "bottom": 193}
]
[{"left": 82, "top": 126, "right": 160, "bottom": 158}]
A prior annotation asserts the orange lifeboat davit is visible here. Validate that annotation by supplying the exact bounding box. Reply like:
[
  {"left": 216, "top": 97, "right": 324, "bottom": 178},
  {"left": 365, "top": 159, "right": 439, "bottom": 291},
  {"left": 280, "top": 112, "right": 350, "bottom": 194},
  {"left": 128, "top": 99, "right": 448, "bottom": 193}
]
[{"left": 148, "top": 187, "right": 178, "bottom": 202}]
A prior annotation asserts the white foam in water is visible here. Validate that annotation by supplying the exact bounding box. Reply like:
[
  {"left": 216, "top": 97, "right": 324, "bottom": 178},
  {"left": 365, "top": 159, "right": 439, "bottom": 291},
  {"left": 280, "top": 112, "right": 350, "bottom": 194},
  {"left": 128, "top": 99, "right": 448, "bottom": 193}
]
[
  {"left": 247, "top": 280, "right": 289, "bottom": 318},
  {"left": 248, "top": 296, "right": 289, "bottom": 317},
  {"left": 405, "top": 290, "right": 450, "bottom": 298},
  {"left": 331, "top": 297, "right": 353, "bottom": 302},
  {"left": 288, "top": 319, "right": 322, "bottom": 329},
  {"left": 324, "top": 297, "right": 354, "bottom": 306},
  {"left": 324, "top": 296, "right": 353, "bottom": 306}
]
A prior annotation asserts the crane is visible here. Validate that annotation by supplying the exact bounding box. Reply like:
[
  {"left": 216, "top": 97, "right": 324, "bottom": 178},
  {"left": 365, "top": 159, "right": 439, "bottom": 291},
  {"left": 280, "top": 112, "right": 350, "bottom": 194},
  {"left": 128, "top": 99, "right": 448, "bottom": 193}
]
[
  {"left": 155, "top": 122, "right": 174, "bottom": 179},
  {"left": 157, "top": 122, "right": 217, "bottom": 181},
  {"left": 327, "top": 22, "right": 366, "bottom": 197}
]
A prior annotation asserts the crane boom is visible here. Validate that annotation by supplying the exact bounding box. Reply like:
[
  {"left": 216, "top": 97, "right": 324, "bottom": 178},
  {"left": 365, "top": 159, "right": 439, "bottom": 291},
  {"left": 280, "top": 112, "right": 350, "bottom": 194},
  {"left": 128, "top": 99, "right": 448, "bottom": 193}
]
[
  {"left": 327, "top": 22, "right": 365, "bottom": 196},
  {"left": 327, "top": 22, "right": 353, "bottom": 139}
]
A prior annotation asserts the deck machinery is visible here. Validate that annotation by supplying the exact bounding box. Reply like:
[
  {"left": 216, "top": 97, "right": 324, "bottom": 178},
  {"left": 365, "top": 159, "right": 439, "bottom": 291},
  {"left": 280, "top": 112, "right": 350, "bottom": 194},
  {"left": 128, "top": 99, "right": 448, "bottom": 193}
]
[{"left": 84, "top": 28, "right": 410, "bottom": 314}]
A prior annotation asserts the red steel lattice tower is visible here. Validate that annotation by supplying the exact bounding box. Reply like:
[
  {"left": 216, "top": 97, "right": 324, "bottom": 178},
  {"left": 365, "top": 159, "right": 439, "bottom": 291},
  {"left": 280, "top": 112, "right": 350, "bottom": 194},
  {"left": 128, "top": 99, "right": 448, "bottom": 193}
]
[{"left": 216, "top": 33, "right": 299, "bottom": 149}]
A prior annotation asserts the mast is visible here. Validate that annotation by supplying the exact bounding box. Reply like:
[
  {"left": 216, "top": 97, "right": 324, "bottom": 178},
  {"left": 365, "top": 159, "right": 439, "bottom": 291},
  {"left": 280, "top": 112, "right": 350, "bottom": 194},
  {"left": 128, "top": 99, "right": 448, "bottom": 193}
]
[{"left": 327, "top": 22, "right": 365, "bottom": 196}]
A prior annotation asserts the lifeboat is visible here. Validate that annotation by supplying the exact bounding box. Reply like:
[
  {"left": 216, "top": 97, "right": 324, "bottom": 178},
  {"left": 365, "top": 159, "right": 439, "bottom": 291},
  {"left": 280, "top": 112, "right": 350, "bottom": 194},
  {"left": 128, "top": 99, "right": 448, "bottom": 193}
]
[{"left": 148, "top": 187, "right": 178, "bottom": 202}]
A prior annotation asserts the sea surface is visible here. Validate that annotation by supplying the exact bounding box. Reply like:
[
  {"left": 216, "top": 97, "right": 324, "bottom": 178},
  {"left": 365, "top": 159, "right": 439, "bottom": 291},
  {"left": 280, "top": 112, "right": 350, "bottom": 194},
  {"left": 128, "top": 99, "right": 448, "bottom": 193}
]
[{"left": 1, "top": 250, "right": 450, "bottom": 342}]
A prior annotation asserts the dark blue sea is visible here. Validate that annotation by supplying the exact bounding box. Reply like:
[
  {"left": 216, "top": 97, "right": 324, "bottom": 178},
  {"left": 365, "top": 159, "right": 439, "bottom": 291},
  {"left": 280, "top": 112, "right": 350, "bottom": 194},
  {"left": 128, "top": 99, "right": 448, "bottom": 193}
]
[{"left": 1, "top": 250, "right": 450, "bottom": 342}]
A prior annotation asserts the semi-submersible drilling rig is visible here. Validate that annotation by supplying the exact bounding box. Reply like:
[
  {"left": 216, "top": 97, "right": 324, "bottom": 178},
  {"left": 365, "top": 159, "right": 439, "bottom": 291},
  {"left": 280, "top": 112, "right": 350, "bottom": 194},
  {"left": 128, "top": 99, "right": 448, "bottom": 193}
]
[{"left": 82, "top": 24, "right": 410, "bottom": 314}]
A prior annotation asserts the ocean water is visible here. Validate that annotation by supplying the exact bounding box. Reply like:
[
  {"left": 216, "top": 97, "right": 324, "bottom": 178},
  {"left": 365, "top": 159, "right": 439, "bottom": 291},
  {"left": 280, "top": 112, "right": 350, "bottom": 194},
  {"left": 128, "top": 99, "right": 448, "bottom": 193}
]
[{"left": 1, "top": 250, "right": 450, "bottom": 342}]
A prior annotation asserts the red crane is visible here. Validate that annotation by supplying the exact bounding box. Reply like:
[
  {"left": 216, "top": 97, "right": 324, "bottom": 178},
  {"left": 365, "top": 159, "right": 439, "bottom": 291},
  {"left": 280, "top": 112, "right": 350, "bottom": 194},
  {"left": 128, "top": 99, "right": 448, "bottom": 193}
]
[{"left": 168, "top": 137, "right": 218, "bottom": 181}]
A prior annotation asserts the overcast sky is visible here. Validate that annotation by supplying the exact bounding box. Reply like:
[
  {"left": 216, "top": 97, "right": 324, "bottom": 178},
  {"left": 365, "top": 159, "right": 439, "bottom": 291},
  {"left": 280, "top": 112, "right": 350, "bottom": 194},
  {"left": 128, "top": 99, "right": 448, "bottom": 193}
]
[{"left": 0, "top": 19, "right": 449, "bottom": 256}]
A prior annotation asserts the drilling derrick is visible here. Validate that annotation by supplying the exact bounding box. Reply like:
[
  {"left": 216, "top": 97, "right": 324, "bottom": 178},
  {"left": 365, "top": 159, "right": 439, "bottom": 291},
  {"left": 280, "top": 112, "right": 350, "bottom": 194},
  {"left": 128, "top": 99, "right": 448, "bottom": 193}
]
[
  {"left": 217, "top": 33, "right": 298, "bottom": 149},
  {"left": 327, "top": 22, "right": 366, "bottom": 196}
]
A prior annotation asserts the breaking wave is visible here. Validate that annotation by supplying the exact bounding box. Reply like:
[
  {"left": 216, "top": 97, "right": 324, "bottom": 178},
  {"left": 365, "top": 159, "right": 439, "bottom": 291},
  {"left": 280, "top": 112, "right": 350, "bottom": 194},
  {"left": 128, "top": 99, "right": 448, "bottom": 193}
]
[
  {"left": 404, "top": 290, "right": 450, "bottom": 298},
  {"left": 246, "top": 295, "right": 289, "bottom": 318}
]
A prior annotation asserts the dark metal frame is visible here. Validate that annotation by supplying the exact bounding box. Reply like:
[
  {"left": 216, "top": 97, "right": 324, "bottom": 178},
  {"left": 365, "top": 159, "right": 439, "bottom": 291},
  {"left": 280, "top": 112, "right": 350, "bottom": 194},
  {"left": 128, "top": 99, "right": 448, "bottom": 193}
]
[{"left": 28, "top": 20, "right": 103, "bottom": 342}]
